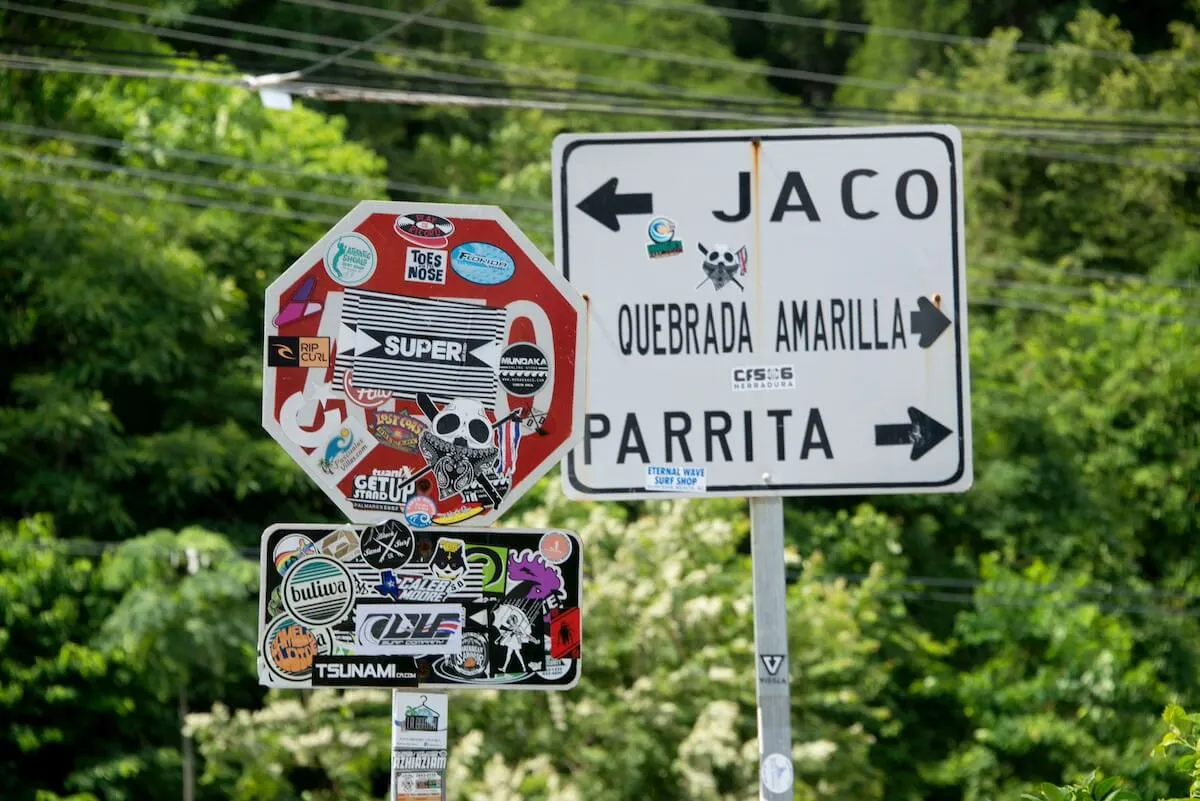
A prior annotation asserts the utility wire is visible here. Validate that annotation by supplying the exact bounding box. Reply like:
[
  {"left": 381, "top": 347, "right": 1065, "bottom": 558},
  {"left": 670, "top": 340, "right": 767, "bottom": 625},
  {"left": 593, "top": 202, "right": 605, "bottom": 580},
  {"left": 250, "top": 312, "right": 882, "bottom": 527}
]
[
  {"left": 38, "top": 0, "right": 1200, "bottom": 127},
  {"left": 280, "top": 0, "right": 1200, "bottom": 123},
  {"left": 976, "top": 277, "right": 1200, "bottom": 309},
  {"left": 971, "top": 297, "right": 1198, "bottom": 326},
  {"left": 0, "top": 146, "right": 359, "bottom": 209},
  {"left": 4, "top": 120, "right": 1195, "bottom": 302},
  {"left": 8, "top": 167, "right": 1191, "bottom": 326},
  {"left": 29, "top": 0, "right": 1200, "bottom": 144},
  {"left": 32, "top": 1, "right": 1200, "bottom": 141},
  {"left": 12, "top": 538, "right": 1200, "bottom": 618},
  {"left": 599, "top": 0, "right": 1200, "bottom": 65},
  {"left": 249, "top": 0, "right": 454, "bottom": 86},
  {"left": 5, "top": 169, "right": 340, "bottom": 222},
  {"left": 0, "top": 120, "right": 550, "bottom": 213},
  {"left": 979, "top": 259, "right": 1200, "bottom": 292}
]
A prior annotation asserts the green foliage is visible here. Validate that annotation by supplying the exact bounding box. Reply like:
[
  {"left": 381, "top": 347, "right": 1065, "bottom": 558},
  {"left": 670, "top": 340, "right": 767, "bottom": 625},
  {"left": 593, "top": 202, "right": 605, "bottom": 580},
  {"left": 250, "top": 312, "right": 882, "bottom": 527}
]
[
  {"left": 0, "top": 517, "right": 180, "bottom": 801},
  {"left": 1, "top": 2, "right": 1199, "bottom": 801},
  {"left": 192, "top": 490, "right": 917, "bottom": 801}
]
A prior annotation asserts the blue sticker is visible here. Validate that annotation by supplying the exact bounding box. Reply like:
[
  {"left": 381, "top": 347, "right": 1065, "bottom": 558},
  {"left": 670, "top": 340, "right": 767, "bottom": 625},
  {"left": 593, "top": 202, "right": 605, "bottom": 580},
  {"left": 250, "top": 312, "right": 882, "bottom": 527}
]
[{"left": 451, "top": 242, "right": 516, "bottom": 285}]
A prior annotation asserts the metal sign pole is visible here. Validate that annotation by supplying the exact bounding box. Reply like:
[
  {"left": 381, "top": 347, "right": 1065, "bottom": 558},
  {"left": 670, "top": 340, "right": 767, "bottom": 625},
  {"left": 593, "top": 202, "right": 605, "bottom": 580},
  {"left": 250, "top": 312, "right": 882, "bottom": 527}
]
[{"left": 750, "top": 495, "right": 794, "bottom": 800}]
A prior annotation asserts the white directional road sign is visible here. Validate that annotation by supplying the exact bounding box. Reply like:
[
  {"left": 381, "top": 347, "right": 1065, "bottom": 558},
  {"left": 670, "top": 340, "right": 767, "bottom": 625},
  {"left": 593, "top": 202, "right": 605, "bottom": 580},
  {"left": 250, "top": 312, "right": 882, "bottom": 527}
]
[{"left": 553, "top": 126, "right": 973, "bottom": 499}]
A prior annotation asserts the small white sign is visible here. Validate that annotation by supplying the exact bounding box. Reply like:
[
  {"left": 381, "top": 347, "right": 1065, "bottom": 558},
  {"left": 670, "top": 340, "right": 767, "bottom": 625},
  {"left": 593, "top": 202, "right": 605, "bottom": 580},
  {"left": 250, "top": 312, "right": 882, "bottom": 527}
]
[
  {"left": 644, "top": 465, "right": 706, "bottom": 493},
  {"left": 404, "top": 248, "right": 447, "bottom": 284},
  {"left": 392, "top": 692, "right": 449, "bottom": 750}
]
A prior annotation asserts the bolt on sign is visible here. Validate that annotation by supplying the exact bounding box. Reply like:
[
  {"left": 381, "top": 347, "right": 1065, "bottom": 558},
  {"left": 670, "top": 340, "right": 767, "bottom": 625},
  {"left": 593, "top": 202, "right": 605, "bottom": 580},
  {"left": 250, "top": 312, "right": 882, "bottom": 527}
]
[
  {"left": 263, "top": 202, "right": 587, "bottom": 526},
  {"left": 552, "top": 126, "right": 973, "bottom": 499},
  {"left": 257, "top": 521, "right": 583, "bottom": 690}
]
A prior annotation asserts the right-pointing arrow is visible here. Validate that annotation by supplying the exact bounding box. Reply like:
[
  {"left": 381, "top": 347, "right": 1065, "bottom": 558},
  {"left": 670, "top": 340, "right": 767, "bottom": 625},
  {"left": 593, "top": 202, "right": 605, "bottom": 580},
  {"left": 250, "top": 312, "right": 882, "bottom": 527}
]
[
  {"left": 874, "top": 407, "right": 953, "bottom": 461},
  {"left": 909, "top": 296, "right": 951, "bottom": 348}
]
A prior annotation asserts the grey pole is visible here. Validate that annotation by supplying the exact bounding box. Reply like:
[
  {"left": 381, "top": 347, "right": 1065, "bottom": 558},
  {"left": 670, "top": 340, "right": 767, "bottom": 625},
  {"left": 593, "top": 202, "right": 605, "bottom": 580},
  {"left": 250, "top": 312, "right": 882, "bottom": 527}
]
[{"left": 750, "top": 495, "right": 794, "bottom": 800}]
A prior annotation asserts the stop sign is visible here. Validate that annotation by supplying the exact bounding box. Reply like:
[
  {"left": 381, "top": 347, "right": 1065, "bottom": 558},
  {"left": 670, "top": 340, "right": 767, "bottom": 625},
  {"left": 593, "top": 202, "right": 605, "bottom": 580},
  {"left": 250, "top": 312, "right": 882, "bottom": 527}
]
[{"left": 263, "top": 201, "right": 585, "bottom": 527}]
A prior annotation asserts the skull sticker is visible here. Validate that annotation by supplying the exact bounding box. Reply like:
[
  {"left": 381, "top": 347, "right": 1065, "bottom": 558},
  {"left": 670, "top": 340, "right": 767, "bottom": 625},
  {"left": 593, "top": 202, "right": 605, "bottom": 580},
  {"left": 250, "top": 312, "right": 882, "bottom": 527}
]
[
  {"left": 415, "top": 393, "right": 505, "bottom": 507},
  {"left": 697, "top": 242, "right": 748, "bottom": 291}
]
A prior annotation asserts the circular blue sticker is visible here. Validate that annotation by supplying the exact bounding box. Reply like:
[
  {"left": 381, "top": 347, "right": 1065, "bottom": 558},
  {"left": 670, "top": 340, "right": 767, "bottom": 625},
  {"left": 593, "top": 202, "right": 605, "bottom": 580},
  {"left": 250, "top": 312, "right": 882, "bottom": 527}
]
[{"left": 451, "top": 242, "right": 516, "bottom": 285}]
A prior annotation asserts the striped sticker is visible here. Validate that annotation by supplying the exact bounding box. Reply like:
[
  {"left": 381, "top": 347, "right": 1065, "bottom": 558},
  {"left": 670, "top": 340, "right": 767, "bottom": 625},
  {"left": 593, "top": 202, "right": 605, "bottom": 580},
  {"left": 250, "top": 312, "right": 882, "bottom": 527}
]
[{"left": 333, "top": 290, "right": 506, "bottom": 408}]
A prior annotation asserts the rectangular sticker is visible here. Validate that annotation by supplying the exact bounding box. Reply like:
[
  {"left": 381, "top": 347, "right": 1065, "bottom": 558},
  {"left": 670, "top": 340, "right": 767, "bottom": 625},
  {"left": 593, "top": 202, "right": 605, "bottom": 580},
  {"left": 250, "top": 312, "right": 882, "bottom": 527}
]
[
  {"left": 306, "top": 414, "right": 375, "bottom": 487},
  {"left": 354, "top": 603, "right": 464, "bottom": 655},
  {"left": 332, "top": 290, "right": 504, "bottom": 406},
  {"left": 311, "top": 655, "right": 419, "bottom": 687},
  {"left": 644, "top": 465, "right": 706, "bottom": 492},
  {"left": 268, "top": 336, "right": 331, "bottom": 368},
  {"left": 392, "top": 692, "right": 449, "bottom": 749},
  {"left": 404, "top": 248, "right": 447, "bottom": 285},
  {"left": 392, "top": 750, "right": 448, "bottom": 772}
]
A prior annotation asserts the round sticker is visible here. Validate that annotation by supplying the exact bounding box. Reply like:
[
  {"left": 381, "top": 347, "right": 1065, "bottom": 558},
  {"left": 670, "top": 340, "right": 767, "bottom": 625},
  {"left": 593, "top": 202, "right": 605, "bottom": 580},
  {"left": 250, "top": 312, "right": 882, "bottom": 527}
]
[
  {"left": 448, "top": 632, "right": 488, "bottom": 677},
  {"left": 272, "top": 533, "right": 315, "bottom": 576},
  {"left": 450, "top": 241, "right": 516, "bottom": 285},
  {"left": 359, "top": 519, "right": 416, "bottom": 569},
  {"left": 648, "top": 217, "right": 676, "bottom": 243},
  {"left": 343, "top": 369, "right": 391, "bottom": 409},
  {"left": 761, "top": 753, "right": 794, "bottom": 795},
  {"left": 394, "top": 213, "right": 454, "bottom": 249},
  {"left": 323, "top": 232, "right": 377, "bottom": 286},
  {"left": 538, "top": 531, "right": 572, "bottom": 564},
  {"left": 404, "top": 496, "right": 437, "bottom": 529},
  {"left": 280, "top": 555, "right": 355, "bottom": 627},
  {"left": 261, "top": 614, "right": 324, "bottom": 682},
  {"left": 499, "top": 342, "right": 551, "bottom": 397}
]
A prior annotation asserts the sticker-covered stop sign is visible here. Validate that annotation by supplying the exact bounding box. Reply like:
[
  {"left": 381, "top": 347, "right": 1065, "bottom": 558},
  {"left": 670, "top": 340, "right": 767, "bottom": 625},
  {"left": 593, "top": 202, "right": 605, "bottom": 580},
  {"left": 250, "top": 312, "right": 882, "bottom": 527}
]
[{"left": 263, "top": 202, "right": 586, "bottom": 527}]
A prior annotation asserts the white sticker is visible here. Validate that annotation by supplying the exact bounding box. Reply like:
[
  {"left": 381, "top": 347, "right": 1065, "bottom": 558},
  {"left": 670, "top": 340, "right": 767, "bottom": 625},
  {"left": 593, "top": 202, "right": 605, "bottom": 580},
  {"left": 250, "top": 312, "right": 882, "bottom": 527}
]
[
  {"left": 761, "top": 753, "right": 794, "bottom": 795},
  {"left": 392, "top": 692, "right": 449, "bottom": 750},
  {"left": 644, "top": 465, "right": 706, "bottom": 492},
  {"left": 354, "top": 603, "right": 464, "bottom": 656},
  {"left": 305, "top": 414, "right": 376, "bottom": 487},
  {"left": 404, "top": 248, "right": 448, "bottom": 285},
  {"left": 324, "top": 232, "right": 377, "bottom": 287}
]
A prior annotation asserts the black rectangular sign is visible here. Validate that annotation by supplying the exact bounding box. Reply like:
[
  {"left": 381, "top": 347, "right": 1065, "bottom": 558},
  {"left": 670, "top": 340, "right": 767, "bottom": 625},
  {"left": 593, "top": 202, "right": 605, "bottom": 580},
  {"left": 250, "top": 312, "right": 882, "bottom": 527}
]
[{"left": 257, "top": 521, "right": 582, "bottom": 690}]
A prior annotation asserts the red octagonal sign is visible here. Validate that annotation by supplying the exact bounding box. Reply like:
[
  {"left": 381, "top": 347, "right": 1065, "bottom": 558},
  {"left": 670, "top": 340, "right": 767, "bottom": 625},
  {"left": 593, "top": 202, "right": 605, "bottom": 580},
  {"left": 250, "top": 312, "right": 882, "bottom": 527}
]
[{"left": 263, "top": 202, "right": 586, "bottom": 527}]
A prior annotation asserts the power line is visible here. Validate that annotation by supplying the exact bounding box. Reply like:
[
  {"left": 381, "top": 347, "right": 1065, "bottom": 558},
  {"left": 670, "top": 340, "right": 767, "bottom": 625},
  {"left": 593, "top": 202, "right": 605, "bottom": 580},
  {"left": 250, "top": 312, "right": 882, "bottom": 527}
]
[
  {"left": 4, "top": 169, "right": 340, "bottom": 222},
  {"left": 35, "top": 0, "right": 1200, "bottom": 128},
  {"left": 0, "top": 120, "right": 551, "bottom": 213},
  {"left": 280, "top": 0, "right": 1200, "bottom": 123},
  {"left": 976, "top": 277, "right": 1200, "bottom": 309},
  {"left": 970, "top": 297, "right": 1199, "bottom": 326},
  {"left": 33, "top": 0, "right": 1200, "bottom": 144},
  {"left": 980, "top": 259, "right": 1200, "bottom": 292},
  {"left": 3, "top": 120, "right": 1193, "bottom": 300},
  {"left": 602, "top": 0, "right": 1200, "bottom": 66},
  {"left": 0, "top": 146, "right": 358, "bottom": 209},
  {"left": 248, "top": 0, "right": 454, "bottom": 89},
  {"left": 10, "top": 537, "right": 1198, "bottom": 618}
]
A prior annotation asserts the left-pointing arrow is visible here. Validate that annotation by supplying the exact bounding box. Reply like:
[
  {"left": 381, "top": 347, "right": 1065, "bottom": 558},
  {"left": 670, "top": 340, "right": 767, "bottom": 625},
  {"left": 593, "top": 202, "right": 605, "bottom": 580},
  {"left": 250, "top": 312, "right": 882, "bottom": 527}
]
[
  {"left": 576, "top": 177, "right": 653, "bottom": 232},
  {"left": 874, "top": 407, "right": 952, "bottom": 461}
]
